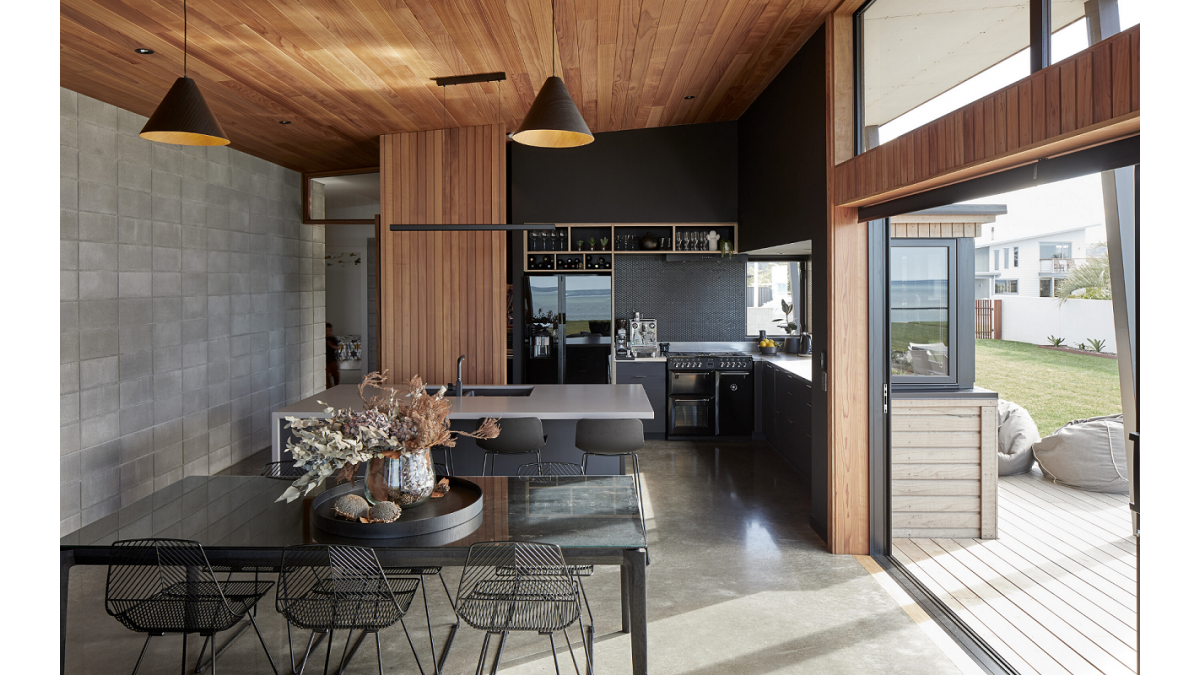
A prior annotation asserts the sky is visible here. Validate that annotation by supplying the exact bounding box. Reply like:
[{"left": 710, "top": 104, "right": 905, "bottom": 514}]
[{"left": 880, "top": 1, "right": 1142, "bottom": 246}]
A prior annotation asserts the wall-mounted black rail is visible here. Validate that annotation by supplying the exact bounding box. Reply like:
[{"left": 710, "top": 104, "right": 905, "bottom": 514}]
[{"left": 389, "top": 223, "right": 554, "bottom": 231}]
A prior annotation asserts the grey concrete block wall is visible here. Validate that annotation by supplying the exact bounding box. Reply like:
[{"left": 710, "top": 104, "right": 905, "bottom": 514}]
[{"left": 61, "top": 88, "right": 325, "bottom": 535}]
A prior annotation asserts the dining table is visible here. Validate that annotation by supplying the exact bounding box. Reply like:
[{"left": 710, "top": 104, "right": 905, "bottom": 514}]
[{"left": 60, "top": 473, "right": 649, "bottom": 675}]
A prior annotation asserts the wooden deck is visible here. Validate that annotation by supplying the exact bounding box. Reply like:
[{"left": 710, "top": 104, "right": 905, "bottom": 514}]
[{"left": 893, "top": 468, "right": 1137, "bottom": 675}]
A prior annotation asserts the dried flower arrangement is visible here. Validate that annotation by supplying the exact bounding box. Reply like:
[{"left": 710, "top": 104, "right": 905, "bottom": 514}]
[{"left": 276, "top": 371, "right": 500, "bottom": 503}]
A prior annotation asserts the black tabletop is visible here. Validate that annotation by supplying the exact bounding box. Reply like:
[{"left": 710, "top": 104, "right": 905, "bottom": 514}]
[{"left": 60, "top": 475, "right": 646, "bottom": 552}]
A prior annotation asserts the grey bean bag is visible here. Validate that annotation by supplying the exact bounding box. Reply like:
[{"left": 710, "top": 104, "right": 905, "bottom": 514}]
[
  {"left": 997, "top": 400, "right": 1040, "bottom": 476},
  {"left": 1032, "top": 414, "right": 1127, "bottom": 493}
]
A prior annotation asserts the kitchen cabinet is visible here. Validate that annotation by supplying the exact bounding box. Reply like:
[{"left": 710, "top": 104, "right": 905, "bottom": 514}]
[
  {"left": 762, "top": 363, "right": 812, "bottom": 480},
  {"left": 616, "top": 361, "right": 668, "bottom": 437}
]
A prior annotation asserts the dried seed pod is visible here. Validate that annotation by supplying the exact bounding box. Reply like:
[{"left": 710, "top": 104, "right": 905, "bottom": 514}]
[
  {"left": 333, "top": 494, "right": 370, "bottom": 520},
  {"left": 395, "top": 492, "right": 418, "bottom": 505},
  {"left": 434, "top": 478, "right": 451, "bottom": 494},
  {"left": 367, "top": 501, "right": 402, "bottom": 523}
]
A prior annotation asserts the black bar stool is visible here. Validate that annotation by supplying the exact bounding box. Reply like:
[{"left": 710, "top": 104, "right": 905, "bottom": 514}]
[
  {"left": 475, "top": 417, "right": 546, "bottom": 476},
  {"left": 576, "top": 418, "right": 649, "bottom": 561}
]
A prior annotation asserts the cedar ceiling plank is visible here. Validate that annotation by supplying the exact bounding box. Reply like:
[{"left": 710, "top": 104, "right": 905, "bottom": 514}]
[
  {"left": 682, "top": 0, "right": 765, "bottom": 125},
  {"left": 666, "top": 0, "right": 740, "bottom": 125},
  {"left": 609, "top": 0, "right": 643, "bottom": 130},
  {"left": 620, "top": 0, "right": 667, "bottom": 129},
  {"left": 631, "top": 0, "right": 687, "bottom": 127},
  {"left": 658, "top": 0, "right": 726, "bottom": 124},
  {"left": 577, "top": 0, "right": 601, "bottom": 129},
  {"left": 597, "top": 42, "right": 618, "bottom": 132},
  {"left": 725, "top": 0, "right": 840, "bottom": 120},
  {"left": 503, "top": 0, "right": 549, "bottom": 108},
  {"left": 557, "top": 0, "right": 586, "bottom": 118},
  {"left": 649, "top": 0, "right": 710, "bottom": 109},
  {"left": 712, "top": 0, "right": 808, "bottom": 119},
  {"left": 442, "top": 0, "right": 517, "bottom": 118}
]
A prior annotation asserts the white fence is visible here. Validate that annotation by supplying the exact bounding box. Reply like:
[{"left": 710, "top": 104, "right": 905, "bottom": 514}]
[{"left": 997, "top": 296, "right": 1116, "bottom": 350}]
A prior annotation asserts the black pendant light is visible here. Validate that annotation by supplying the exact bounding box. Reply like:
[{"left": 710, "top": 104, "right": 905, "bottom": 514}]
[
  {"left": 512, "top": 0, "right": 593, "bottom": 148},
  {"left": 140, "top": 0, "right": 229, "bottom": 146}
]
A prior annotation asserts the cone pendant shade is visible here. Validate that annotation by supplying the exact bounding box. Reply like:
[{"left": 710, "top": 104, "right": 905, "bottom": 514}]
[
  {"left": 512, "top": 76, "right": 593, "bottom": 148},
  {"left": 139, "top": 77, "right": 230, "bottom": 146}
]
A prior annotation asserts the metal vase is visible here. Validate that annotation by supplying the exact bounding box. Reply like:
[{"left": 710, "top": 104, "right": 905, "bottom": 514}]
[
  {"left": 364, "top": 448, "right": 436, "bottom": 508},
  {"left": 785, "top": 337, "right": 801, "bottom": 354}
]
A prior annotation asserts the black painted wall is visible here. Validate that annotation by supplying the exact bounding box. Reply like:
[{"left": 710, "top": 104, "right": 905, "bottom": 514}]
[
  {"left": 738, "top": 27, "right": 827, "bottom": 254},
  {"left": 613, "top": 256, "right": 747, "bottom": 342},
  {"left": 511, "top": 121, "right": 738, "bottom": 223},
  {"left": 739, "top": 26, "right": 829, "bottom": 543}
]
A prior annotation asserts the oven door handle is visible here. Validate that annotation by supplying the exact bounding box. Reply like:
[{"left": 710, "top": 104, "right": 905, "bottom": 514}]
[{"left": 714, "top": 371, "right": 721, "bottom": 436}]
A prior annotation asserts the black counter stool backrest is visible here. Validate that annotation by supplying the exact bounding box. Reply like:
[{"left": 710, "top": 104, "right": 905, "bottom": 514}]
[
  {"left": 453, "top": 542, "right": 584, "bottom": 674},
  {"left": 475, "top": 417, "right": 546, "bottom": 476},
  {"left": 276, "top": 544, "right": 425, "bottom": 675},
  {"left": 105, "top": 538, "right": 278, "bottom": 675},
  {"left": 516, "top": 461, "right": 584, "bottom": 478},
  {"left": 576, "top": 418, "right": 649, "bottom": 564}
]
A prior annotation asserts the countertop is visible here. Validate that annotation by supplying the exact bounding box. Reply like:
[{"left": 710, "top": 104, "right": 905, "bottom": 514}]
[
  {"left": 273, "top": 384, "right": 655, "bottom": 420},
  {"left": 757, "top": 354, "right": 814, "bottom": 381}
]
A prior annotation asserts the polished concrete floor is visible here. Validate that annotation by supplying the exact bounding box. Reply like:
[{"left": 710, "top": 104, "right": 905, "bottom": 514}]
[{"left": 65, "top": 439, "right": 966, "bottom": 674}]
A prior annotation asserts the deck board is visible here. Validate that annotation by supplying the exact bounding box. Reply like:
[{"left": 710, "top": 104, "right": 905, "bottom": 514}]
[{"left": 894, "top": 468, "right": 1137, "bottom": 675}]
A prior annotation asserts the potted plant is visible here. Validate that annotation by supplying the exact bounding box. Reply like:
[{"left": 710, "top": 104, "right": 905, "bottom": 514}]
[
  {"left": 600, "top": 236, "right": 609, "bottom": 251},
  {"left": 587, "top": 237, "right": 597, "bottom": 251},
  {"left": 774, "top": 299, "right": 800, "bottom": 353},
  {"left": 576, "top": 239, "right": 584, "bottom": 251}
]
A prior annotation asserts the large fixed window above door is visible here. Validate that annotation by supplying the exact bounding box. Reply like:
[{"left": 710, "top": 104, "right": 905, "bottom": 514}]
[{"left": 891, "top": 240, "right": 957, "bottom": 385}]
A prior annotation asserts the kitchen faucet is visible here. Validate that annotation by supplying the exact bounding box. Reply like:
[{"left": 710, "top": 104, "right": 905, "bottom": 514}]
[{"left": 456, "top": 355, "right": 466, "bottom": 396}]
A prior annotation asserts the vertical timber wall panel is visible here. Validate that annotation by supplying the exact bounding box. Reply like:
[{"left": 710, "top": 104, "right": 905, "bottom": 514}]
[{"left": 379, "top": 125, "right": 507, "bottom": 386}]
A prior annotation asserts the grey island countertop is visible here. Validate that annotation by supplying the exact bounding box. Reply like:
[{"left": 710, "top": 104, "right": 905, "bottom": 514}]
[{"left": 274, "top": 383, "right": 655, "bottom": 420}]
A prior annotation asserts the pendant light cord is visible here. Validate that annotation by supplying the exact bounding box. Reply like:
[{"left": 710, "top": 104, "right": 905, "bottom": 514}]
[
  {"left": 551, "top": 0, "right": 556, "bottom": 79},
  {"left": 183, "top": 0, "right": 188, "bottom": 78}
]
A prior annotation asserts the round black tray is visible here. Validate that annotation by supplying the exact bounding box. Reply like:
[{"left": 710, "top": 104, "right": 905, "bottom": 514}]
[{"left": 311, "top": 476, "right": 483, "bottom": 540}]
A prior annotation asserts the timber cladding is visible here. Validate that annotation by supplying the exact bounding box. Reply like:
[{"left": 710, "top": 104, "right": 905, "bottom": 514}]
[
  {"left": 835, "top": 25, "right": 1139, "bottom": 209},
  {"left": 891, "top": 398, "right": 999, "bottom": 540},
  {"left": 379, "top": 125, "right": 508, "bottom": 386}
]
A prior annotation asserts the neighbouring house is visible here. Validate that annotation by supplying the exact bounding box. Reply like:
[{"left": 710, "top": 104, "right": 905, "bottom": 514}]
[{"left": 974, "top": 225, "right": 1107, "bottom": 300}]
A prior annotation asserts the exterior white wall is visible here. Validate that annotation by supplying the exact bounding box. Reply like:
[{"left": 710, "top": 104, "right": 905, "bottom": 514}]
[{"left": 998, "top": 296, "right": 1116, "bottom": 350}]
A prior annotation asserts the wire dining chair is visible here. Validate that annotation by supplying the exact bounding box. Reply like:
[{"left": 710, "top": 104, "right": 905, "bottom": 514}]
[
  {"left": 276, "top": 544, "right": 427, "bottom": 675},
  {"left": 104, "top": 538, "right": 278, "bottom": 675},
  {"left": 454, "top": 541, "right": 586, "bottom": 675}
]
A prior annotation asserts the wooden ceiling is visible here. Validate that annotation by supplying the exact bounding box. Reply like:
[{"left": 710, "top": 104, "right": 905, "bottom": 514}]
[{"left": 62, "top": 0, "right": 842, "bottom": 172}]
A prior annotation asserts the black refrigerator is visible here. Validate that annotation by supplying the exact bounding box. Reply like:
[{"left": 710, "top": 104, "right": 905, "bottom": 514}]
[{"left": 523, "top": 274, "right": 612, "bottom": 384}]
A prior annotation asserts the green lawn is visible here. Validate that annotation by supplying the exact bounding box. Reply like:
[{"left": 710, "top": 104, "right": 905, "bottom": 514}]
[{"left": 974, "top": 339, "right": 1121, "bottom": 436}]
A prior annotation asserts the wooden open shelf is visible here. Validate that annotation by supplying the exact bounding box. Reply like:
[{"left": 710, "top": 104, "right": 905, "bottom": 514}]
[{"left": 522, "top": 223, "right": 738, "bottom": 272}]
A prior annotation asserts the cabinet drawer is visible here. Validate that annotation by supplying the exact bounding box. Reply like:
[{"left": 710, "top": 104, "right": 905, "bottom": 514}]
[
  {"left": 616, "top": 362, "right": 666, "bottom": 384},
  {"left": 777, "top": 371, "right": 811, "bottom": 402}
]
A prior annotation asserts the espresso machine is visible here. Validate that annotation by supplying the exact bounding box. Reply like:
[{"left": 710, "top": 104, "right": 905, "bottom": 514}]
[{"left": 629, "top": 311, "right": 660, "bottom": 358}]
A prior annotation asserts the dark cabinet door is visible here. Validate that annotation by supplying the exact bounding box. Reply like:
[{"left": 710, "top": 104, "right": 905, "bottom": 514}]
[
  {"left": 716, "top": 371, "right": 754, "bottom": 436},
  {"left": 762, "top": 365, "right": 777, "bottom": 448},
  {"left": 617, "top": 362, "right": 667, "bottom": 435}
]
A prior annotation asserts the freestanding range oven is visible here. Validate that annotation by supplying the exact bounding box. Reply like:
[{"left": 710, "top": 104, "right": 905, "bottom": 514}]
[{"left": 667, "top": 353, "right": 754, "bottom": 438}]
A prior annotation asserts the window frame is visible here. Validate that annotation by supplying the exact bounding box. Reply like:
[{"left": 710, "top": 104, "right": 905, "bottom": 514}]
[
  {"left": 302, "top": 167, "right": 380, "bottom": 225},
  {"left": 995, "top": 279, "right": 1019, "bottom": 294},
  {"left": 890, "top": 238, "right": 962, "bottom": 388},
  {"left": 744, "top": 258, "right": 808, "bottom": 339}
]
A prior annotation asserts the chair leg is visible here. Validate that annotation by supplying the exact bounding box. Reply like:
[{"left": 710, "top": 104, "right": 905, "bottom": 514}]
[
  {"left": 436, "top": 569, "right": 460, "bottom": 673},
  {"left": 581, "top": 453, "right": 589, "bottom": 476},
  {"left": 131, "top": 634, "right": 154, "bottom": 675},
  {"left": 546, "top": 632, "right": 562, "bottom": 675},
  {"left": 247, "top": 612, "right": 280, "bottom": 675},
  {"left": 375, "top": 632, "right": 384, "bottom": 675},
  {"left": 399, "top": 616, "right": 427, "bottom": 675},
  {"left": 323, "top": 630, "right": 334, "bottom": 675},
  {"left": 482, "top": 452, "right": 489, "bottom": 476},
  {"left": 210, "top": 629, "right": 217, "bottom": 675},
  {"left": 294, "top": 631, "right": 320, "bottom": 675},
  {"left": 489, "top": 632, "right": 508, "bottom": 675},
  {"left": 418, "top": 576, "right": 440, "bottom": 674},
  {"left": 180, "top": 634, "right": 187, "bottom": 675},
  {"left": 474, "top": 632, "right": 492, "bottom": 675}
]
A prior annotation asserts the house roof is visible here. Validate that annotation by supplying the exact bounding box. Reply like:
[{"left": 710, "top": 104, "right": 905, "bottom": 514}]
[{"left": 974, "top": 225, "right": 1094, "bottom": 249}]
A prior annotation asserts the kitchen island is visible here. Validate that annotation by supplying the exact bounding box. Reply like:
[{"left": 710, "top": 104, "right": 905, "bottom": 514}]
[{"left": 272, "top": 384, "right": 655, "bottom": 474}]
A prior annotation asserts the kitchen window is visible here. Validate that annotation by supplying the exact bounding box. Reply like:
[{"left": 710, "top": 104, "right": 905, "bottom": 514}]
[
  {"left": 746, "top": 261, "right": 806, "bottom": 338},
  {"left": 995, "top": 279, "right": 1019, "bottom": 294}
]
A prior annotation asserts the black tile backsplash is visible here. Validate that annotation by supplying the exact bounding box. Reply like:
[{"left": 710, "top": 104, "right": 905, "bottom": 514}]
[{"left": 614, "top": 256, "right": 746, "bottom": 342}]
